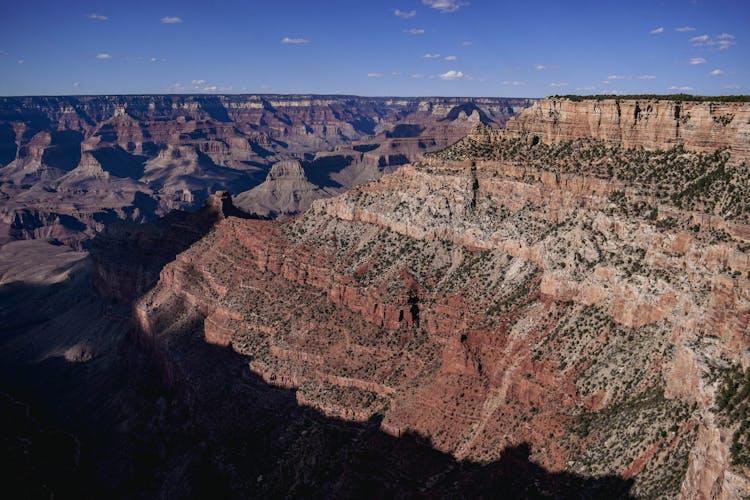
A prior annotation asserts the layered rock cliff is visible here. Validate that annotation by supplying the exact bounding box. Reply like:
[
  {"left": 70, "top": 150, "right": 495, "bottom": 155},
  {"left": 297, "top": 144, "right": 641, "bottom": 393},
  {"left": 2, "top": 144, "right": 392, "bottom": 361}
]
[
  {"left": 504, "top": 97, "right": 750, "bottom": 164},
  {"left": 135, "top": 101, "right": 750, "bottom": 498}
]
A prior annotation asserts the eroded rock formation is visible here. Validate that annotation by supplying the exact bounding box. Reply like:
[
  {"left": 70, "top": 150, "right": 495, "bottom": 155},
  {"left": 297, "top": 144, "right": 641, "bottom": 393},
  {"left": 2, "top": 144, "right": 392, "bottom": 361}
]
[
  {"left": 134, "top": 98, "right": 750, "bottom": 497},
  {"left": 0, "top": 95, "right": 532, "bottom": 245}
]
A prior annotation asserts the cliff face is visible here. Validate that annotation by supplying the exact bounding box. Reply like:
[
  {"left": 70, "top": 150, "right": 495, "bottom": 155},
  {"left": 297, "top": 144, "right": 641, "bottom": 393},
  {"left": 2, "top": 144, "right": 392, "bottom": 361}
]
[
  {"left": 135, "top": 112, "right": 750, "bottom": 498},
  {"left": 233, "top": 160, "right": 332, "bottom": 217},
  {"left": 504, "top": 98, "right": 750, "bottom": 163},
  {"left": 0, "top": 95, "right": 532, "bottom": 244},
  {"left": 89, "top": 191, "right": 243, "bottom": 303}
]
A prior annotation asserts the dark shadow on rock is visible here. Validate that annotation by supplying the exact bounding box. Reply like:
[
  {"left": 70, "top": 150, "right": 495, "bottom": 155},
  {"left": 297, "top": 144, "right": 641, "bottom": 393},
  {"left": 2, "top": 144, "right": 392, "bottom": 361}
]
[
  {"left": 195, "top": 151, "right": 259, "bottom": 194},
  {"left": 42, "top": 130, "right": 83, "bottom": 172},
  {"left": 353, "top": 143, "right": 380, "bottom": 153},
  {"left": 0, "top": 284, "right": 635, "bottom": 498},
  {"left": 0, "top": 123, "right": 17, "bottom": 166},
  {"left": 386, "top": 124, "right": 424, "bottom": 139},
  {"left": 138, "top": 334, "right": 634, "bottom": 498},
  {"left": 440, "top": 103, "right": 494, "bottom": 125},
  {"left": 302, "top": 155, "right": 355, "bottom": 189},
  {"left": 0, "top": 392, "right": 84, "bottom": 499},
  {"left": 1, "top": 203, "right": 634, "bottom": 499},
  {"left": 198, "top": 97, "right": 231, "bottom": 123},
  {"left": 350, "top": 115, "right": 377, "bottom": 135},
  {"left": 91, "top": 146, "right": 148, "bottom": 179},
  {"left": 89, "top": 193, "right": 256, "bottom": 303},
  {"left": 248, "top": 142, "right": 274, "bottom": 159}
]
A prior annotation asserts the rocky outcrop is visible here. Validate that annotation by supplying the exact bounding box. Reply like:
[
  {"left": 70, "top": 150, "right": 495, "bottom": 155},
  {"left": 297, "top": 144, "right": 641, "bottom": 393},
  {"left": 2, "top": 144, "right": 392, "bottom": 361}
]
[
  {"left": 504, "top": 98, "right": 750, "bottom": 163},
  {"left": 234, "top": 160, "right": 332, "bottom": 217},
  {"left": 136, "top": 122, "right": 750, "bottom": 497}
]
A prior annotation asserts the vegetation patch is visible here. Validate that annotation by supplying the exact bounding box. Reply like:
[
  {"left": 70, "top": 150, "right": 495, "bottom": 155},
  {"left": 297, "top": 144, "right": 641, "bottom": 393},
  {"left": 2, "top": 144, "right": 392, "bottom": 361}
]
[{"left": 715, "top": 366, "right": 750, "bottom": 467}]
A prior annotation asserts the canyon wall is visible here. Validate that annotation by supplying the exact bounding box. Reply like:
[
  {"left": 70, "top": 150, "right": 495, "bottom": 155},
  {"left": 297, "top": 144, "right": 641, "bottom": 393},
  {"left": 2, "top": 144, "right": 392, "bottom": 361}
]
[
  {"left": 504, "top": 98, "right": 750, "bottom": 163},
  {"left": 135, "top": 106, "right": 750, "bottom": 497}
]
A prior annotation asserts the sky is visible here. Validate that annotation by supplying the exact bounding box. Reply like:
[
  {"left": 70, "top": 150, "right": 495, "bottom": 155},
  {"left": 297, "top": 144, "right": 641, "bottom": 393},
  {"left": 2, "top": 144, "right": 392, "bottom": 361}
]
[{"left": 0, "top": 0, "right": 748, "bottom": 97}]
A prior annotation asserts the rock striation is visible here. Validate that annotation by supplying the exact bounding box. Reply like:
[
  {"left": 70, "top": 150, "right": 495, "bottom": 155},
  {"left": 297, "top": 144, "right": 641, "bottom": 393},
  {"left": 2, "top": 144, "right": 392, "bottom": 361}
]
[
  {"left": 503, "top": 97, "right": 750, "bottom": 163},
  {"left": 135, "top": 99, "right": 750, "bottom": 498}
]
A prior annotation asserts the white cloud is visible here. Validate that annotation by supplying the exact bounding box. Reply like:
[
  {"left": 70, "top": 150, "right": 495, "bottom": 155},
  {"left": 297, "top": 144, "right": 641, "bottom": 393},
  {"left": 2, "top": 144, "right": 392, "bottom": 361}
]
[
  {"left": 392, "top": 71, "right": 402, "bottom": 76},
  {"left": 191, "top": 79, "right": 206, "bottom": 85},
  {"left": 675, "top": 26, "right": 695, "bottom": 32},
  {"left": 422, "top": 0, "right": 467, "bottom": 13},
  {"left": 723, "top": 84, "right": 741, "bottom": 90},
  {"left": 0, "top": 50, "right": 7, "bottom": 56},
  {"left": 161, "top": 16, "right": 183, "bottom": 24},
  {"left": 367, "top": 72, "right": 384, "bottom": 78},
  {"left": 550, "top": 82, "right": 568, "bottom": 88},
  {"left": 281, "top": 37, "right": 310, "bottom": 44},
  {"left": 637, "top": 74, "right": 656, "bottom": 80},
  {"left": 690, "top": 34, "right": 710, "bottom": 44},
  {"left": 709, "top": 69, "right": 724, "bottom": 76},
  {"left": 576, "top": 86, "right": 597, "bottom": 91},
  {"left": 126, "top": 56, "right": 165, "bottom": 63},
  {"left": 686, "top": 33, "right": 735, "bottom": 49},
  {"left": 668, "top": 86, "right": 694, "bottom": 91},
  {"left": 423, "top": 53, "right": 441, "bottom": 59},
  {"left": 17, "top": 59, "right": 24, "bottom": 64},
  {"left": 73, "top": 82, "right": 80, "bottom": 87},
  {"left": 607, "top": 74, "right": 626, "bottom": 80},
  {"left": 96, "top": 53, "right": 112, "bottom": 60},
  {"left": 718, "top": 35, "right": 736, "bottom": 50},
  {"left": 689, "top": 57, "right": 706, "bottom": 65},
  {"left": 203, "top": 85, "right": 218, "bottom": 92},
  {"left": 650, "top": 27, "right": 664, "bottom": 34},
  {"left": 403, "top": 28, "right": 425, "bottom": 35},
  {"left": 534, "top": 64, "right": 558, "bottom": 70},
  {"left": 87, "top": 13, "right": 108, "bottom": 21},
  {"left": 444, "top": 55, "right": 457, "bottom": 61},
  {"left": 461, "top": 41, "right": 473, "bottom": 46},
  {"left": 411, "top": 73, "right": 427, "bottom": 78},
  {"left": 394, "top": 9, "right": 416, "bottom": 19},
  {"left": 501, "top": 80, "right": 527, "bottom": 86},
  {"left": 439, "top": 70, "right": 470, "bottom": 80}
]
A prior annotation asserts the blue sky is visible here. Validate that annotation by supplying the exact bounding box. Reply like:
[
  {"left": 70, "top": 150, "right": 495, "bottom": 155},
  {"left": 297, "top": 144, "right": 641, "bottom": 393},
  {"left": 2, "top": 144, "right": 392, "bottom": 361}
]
[{"left": 0, "top": 0, "right": 748, "bottom": 97}]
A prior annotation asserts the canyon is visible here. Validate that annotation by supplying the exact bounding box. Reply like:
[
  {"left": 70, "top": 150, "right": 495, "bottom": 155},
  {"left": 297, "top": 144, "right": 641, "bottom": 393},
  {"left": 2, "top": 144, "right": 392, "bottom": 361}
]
[
  {"left": 2, "top": 96, "right": 750, "bottom": 498},
  {"left": 0, "top": 95, "right": 531, "bottom": 245}
]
